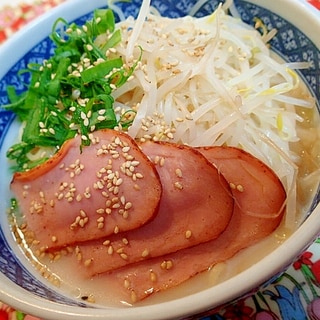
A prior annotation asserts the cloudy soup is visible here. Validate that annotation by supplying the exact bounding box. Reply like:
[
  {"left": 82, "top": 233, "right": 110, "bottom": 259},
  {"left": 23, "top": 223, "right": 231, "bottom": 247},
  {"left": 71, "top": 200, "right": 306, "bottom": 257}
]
[{"left": 4, "top": 0, "right": 320, "bottom": 307}]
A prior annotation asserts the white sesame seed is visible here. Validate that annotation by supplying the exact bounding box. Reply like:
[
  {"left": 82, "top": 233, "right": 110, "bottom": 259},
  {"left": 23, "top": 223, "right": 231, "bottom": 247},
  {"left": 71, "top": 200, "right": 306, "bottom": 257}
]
[
  {"left": 124, "top": 279, "right": 130, "bottom": 289},
  {"left": 80, "top": 210, "right": 86, "bottom": 218},
  {"left": 107, "top": 245, "right": 114, "bottom": 255},
  {"left": 122, "top": 146, "right": 130, "bottom": 153},
  {"left": 159, "top": 157, "right": 165, "bottom": 166},
  {"left": 115, "top": 178, "right": 123, "bottom": 186},
  {"left": 84, "top": 258, "right": 93, "bottom": 267},
  {"left": 175, "top": 168, "right": 183, "bottom": 178},
  {"left": 174, "top": 181, "right": 183, "bottom": 190},
  {"left": 237, "top": 184, "right": 244, "bottom": 192},
  {"left": 114, "top": 226, "right": 120, "bottom": 234},
  {"left": 141, "top": 249, "right": 149, "bottom": 257},
  {"left": 122, "top": 211, "right": 129, "bottom": 219},
  {"left": 125, "top": 202, "right": 132, "bottom": 210},
  {"left": 97, "top": 115, "right": 106, "bottom": 121},
  {"left": 150, "top": 271, "right": 157, "bottom": 282},
  {"left": 135, "top": 173, "right": 144, "bottom": 179},
  {"left": 229, "top": 182, "right": 236, "bottom": 189},
  {"left": 131, "top": 291, "right": 137, "bottom": 303},
  {"left": 160, "top": 260, "right": 173, "bottom": 270},
  {"left": 83, "top": 118, "right": 89, "bottom": 126},
  {"left": 103, "top": 240, "right": 110, "bottom": 246},
  {"left": 86, "top": 44, "right": 93, "bottom": 51},
  {"left": 120, "top": 253, "right": 128, "bottom": 260},
  {"left": 185, "top": 230, "right": 192, "bottom": 239}
]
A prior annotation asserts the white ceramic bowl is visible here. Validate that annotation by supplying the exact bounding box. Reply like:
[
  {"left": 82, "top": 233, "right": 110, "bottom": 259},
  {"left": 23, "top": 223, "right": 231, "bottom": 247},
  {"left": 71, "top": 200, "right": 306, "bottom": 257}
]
[{"left": 0, "top": 0, "right": 319, "bottom": 319}]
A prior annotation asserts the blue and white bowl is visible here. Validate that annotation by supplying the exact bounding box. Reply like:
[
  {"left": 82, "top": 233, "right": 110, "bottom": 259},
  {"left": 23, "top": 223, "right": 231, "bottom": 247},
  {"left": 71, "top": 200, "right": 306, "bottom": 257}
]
[{"left": 0, "top": 0, "right": 319, "bottom": 319}]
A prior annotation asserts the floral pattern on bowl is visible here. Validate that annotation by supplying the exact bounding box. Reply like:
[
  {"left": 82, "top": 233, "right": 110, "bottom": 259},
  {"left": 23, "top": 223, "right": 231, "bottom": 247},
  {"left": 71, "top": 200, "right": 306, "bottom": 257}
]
[{"left": 204, "top": 239, "right": 320, "bottom": 319}]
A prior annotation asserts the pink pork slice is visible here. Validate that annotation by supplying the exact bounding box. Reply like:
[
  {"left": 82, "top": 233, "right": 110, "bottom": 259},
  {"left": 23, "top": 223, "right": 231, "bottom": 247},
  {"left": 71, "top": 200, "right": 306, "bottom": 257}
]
[
  {"left": 10, "top": 129, "right": 162, "bottom": 249},
  {"left": 101, "top": 146, "right": 286, "bottom": 303},
  {"left": 198, "top": 146, "right": 287, "bottom": 220},
  {"left": 74, "top": 141, "right": 234, "bottom": 275}
]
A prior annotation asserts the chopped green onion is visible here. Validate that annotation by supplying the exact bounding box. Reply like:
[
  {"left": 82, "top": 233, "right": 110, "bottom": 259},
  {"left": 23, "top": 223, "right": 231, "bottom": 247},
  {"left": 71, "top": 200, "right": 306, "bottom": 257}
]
[{"left": 5, "top": 8, "right": 139, "bottom": 172}]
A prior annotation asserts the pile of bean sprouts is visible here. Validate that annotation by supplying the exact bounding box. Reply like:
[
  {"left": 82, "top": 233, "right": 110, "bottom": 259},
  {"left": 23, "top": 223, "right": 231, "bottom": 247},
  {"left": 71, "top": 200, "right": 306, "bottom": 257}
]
[{"left": 103, "top": 0, "right": 319, "bottom": 228}]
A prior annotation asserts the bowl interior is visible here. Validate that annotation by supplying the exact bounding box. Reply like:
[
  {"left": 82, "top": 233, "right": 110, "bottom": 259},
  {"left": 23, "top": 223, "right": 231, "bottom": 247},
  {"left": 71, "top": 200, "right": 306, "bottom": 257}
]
[{"left": 0, "top": 0, "right": 319, "bottom": 319}]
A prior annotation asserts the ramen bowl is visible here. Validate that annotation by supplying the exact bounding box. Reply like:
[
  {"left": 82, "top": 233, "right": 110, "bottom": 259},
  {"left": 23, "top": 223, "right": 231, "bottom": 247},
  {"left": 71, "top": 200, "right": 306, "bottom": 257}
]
[{"left": 0, "top": 0, "right": 319, "bottom": 319}]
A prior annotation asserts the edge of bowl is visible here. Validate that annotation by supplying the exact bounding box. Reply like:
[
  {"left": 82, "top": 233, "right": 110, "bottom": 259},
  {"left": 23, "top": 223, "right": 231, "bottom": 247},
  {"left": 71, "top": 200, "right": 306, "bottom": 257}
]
[{"left": 0, "top": 0, "right": 319, "bottom": 319}]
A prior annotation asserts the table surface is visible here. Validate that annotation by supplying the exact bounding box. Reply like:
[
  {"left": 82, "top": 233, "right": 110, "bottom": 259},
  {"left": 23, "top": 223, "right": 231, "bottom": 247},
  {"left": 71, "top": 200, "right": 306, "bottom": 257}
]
[{"left": 0, "top": 0, "right": 320, "bottom": 319}]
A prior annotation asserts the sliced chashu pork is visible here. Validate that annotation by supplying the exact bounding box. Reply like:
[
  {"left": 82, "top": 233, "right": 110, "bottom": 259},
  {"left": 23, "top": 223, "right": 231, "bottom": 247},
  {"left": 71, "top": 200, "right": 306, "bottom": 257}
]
[
  {"left": 198, "top": 146, "right": 287, "bottom": 219},
  {"left": 10, "top": 129, "right": 162, "bottom": 249},
  {"left": 101, "top": 146, "right": 286, "bottom": 303},
  {"left": 74, "top": 141, "right": 234, "bottom": 275}
]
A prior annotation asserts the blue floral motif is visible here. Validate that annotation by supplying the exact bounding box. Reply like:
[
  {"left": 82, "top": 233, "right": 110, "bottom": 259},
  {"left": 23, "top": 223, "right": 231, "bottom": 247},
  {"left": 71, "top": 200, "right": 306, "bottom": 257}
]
[
  {"left": 0, "top": 111, "right": 14, "bottom": 148},
  {"left": 263, "top": 285, "right": 307, "bottom": 320}
]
